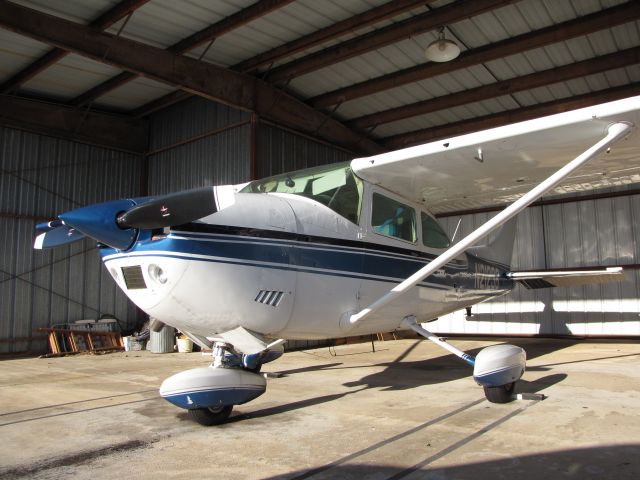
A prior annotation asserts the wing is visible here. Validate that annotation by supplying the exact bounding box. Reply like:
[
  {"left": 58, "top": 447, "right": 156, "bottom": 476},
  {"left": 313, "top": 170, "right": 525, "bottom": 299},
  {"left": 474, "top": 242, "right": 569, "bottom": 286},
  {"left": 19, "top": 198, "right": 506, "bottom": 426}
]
[
  {"left": 508, "top": 267, "right": 625, "bottom": 289},
  {"left": 351, "top": 96, "right": 640, "bottom": 214},
  {"left": 346, "top": 99, "right": 635, "bottom": 328}
]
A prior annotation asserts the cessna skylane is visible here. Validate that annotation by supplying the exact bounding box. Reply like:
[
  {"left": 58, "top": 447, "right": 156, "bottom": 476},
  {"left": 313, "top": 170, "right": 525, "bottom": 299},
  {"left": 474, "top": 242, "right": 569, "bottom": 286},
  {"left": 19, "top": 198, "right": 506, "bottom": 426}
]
[{"left": 35, "top": 97, "right": 639, "bottom": 425}]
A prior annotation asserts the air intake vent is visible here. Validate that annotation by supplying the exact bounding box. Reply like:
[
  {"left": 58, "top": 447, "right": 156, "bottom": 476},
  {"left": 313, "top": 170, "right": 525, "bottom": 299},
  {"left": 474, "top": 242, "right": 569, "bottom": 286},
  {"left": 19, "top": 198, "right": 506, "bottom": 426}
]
[
  {"left": 255, "top": 290, "right": 285, "bottom": 307},
  {"left": 121, "top": 266, "right": 147, "bottom": 290}
]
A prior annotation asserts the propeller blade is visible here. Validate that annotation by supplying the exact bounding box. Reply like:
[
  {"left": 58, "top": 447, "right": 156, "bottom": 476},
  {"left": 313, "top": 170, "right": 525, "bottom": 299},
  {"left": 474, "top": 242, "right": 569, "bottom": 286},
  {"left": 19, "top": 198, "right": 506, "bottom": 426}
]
[
  {"left": 117, "top": 187, "right": 217, "bottom": 229},
  {"left": 34, "top": 225, "right": 85, "bottom": 250},
  {"left": 35, "top": 220, "right": 64, "bottom": 233}
]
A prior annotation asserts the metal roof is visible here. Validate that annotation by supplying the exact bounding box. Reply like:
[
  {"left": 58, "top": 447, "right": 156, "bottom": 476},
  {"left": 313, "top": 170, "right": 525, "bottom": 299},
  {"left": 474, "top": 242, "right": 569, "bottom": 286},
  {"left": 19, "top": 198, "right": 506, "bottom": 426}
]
[{"left": 1, "top": 0, "right": 639, "bottom": 159}]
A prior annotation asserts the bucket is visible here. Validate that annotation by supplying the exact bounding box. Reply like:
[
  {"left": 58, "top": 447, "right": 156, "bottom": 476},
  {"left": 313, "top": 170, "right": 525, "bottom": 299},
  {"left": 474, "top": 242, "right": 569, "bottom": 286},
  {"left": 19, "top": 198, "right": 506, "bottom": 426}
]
[
  {"left": 177, "top": 337, "right": 193, "bottom": 353},
  {"left": 150, "top": 326, "right": 175, "bottom": 353}
]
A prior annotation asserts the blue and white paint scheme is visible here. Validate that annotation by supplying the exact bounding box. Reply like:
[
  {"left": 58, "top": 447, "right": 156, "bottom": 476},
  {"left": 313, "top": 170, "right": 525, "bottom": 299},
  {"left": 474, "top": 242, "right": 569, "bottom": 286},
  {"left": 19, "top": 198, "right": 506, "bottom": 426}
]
[{"left": 34, "top": 97, "right": 640, "bottom": 425}]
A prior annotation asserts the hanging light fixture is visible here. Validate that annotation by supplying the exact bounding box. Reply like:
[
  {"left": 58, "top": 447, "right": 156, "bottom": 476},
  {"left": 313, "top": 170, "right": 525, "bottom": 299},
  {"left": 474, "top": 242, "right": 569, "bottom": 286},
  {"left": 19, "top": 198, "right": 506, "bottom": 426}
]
[{"left": 425, "top": 26, "right": 460, "bottom": 62}]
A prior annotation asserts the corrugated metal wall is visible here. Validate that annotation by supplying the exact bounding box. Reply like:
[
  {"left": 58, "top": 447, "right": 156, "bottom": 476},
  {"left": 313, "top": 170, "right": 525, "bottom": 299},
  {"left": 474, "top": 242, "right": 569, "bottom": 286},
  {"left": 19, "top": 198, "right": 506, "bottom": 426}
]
[
  {"left": 147, "top": 97, "right": 354, "bottom": 194},
  {"left": 431, "top": 192, "right": 640, "bottom": 336},
  {"left": 256, "top": 121, "right": 352, "bottom": 178},
  {"left": 147, "top": 97, "right": 251, "bottom": 193},
  {"left": 0, "top": 127, "right": 143, "bottom": 354}
]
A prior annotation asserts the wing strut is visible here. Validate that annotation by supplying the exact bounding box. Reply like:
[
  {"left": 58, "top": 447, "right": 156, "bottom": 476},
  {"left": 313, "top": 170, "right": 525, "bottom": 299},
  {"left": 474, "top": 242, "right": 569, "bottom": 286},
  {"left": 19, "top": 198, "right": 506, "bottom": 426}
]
[
  {"left": 401, "top": 316, "right": 475, "bottom": 366},
  {"left": 346, "top": 121, "right": 632, "bottom": 328}
]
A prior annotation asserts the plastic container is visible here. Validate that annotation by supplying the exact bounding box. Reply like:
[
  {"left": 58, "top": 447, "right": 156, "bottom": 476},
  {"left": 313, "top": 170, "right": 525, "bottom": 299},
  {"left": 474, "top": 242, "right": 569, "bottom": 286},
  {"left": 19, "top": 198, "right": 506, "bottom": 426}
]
[{"left": 177, "top": 337, "right": 193, "bottom": 353}]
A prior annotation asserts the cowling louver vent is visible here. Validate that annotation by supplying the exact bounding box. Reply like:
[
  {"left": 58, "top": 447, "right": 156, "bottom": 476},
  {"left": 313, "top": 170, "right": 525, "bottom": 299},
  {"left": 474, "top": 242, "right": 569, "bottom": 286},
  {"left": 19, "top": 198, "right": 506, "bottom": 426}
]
[
  {"left": 121, "top": 265, "right": 147, "bottom": 290},
  {"left": 255, "top": 290, "right": 285, "bottom": 307}
]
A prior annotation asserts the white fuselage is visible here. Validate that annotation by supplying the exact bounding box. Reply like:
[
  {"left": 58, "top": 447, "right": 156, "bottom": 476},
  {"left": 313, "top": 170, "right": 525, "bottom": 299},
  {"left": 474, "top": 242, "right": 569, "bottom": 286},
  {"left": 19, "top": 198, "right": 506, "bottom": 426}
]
[{"left": 101, "top": 185, "right": 512, "bottom": 342}]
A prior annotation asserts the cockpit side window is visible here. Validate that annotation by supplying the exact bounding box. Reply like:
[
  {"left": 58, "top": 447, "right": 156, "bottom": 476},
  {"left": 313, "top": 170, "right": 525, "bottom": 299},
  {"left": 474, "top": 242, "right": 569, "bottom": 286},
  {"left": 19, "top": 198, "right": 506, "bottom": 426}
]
[
  {"left": 421, "top": 212, "right": 451, "bottom": 248},
  {"left": 371, "top": 193, "right": 417, "bottom": 243},
  {"left": 240, "top": 162, "right": 363, "bottom": 224}
]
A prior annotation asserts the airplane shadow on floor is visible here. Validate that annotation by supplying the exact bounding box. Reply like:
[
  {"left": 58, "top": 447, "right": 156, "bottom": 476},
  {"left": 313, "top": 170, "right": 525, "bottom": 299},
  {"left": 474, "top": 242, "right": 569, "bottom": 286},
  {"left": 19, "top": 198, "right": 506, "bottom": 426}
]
[
  {"left": 175, "top": 338, "right": 619, "bottom": 425},
  {"left": 339, "top": 338, "right": 575, "bottom": 391},
  {"left": 265, "top": 444, "right": 640, "bottom": 480},
  {"left": 269, "top": 338, "right": 579, "bottom": 394},
  {"left": 206, "top": 340, "right": 572, "bottom": 425}
]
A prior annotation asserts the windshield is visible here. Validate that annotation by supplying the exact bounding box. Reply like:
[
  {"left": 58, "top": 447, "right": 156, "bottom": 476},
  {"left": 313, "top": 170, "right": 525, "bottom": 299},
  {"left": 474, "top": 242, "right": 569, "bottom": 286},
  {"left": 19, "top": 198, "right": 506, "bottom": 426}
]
[{"left": 241, "top": 162, "right": 363, "bottom": 224}]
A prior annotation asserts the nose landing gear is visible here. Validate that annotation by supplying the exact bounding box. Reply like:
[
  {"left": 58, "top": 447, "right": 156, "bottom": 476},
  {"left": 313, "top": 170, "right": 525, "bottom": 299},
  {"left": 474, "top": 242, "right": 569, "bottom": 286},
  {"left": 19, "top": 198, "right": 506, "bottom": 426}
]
[{"left": 159, "top": 342, "right": 267, "bottom": 426}]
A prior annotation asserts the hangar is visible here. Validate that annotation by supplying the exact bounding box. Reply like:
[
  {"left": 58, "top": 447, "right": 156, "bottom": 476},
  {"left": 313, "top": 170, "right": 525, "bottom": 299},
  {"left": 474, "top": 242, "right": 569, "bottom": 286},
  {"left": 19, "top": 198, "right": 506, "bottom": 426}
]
[{"left": 0, "top": 0, "right": 639, "bottom": 478}]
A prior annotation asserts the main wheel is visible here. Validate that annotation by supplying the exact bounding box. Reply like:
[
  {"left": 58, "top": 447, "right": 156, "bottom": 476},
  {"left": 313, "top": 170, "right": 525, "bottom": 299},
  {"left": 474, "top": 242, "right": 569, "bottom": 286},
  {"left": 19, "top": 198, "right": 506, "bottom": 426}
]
[
  {"left": 483, "top": 382, "right": 515, "bottom": 403},
  {"left": 188, "top": 405, "right": 233, "bottom": 426}
]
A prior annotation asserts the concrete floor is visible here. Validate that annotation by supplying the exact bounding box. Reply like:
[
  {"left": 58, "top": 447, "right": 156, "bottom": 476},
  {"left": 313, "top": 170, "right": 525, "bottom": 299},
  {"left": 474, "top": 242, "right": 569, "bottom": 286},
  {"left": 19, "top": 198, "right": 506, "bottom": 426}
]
[{"left": 1, "top": 337, "right": 639, "bottom": 479}]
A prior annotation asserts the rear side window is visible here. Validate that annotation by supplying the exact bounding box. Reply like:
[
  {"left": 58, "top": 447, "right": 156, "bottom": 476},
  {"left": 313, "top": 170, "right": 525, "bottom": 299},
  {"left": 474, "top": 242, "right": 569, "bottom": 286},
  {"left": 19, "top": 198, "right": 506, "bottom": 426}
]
[
  {"left": 371, "top": 193, "right": 417, "bottom": 243},
  {"left": 421, "top": 212, "right": 451, "bottom": 248}
]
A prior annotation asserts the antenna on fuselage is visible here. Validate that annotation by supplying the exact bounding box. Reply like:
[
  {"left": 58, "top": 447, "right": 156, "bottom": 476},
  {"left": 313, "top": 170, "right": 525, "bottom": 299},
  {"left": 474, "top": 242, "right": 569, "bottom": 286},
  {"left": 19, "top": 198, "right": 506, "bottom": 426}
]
[{"left": 451, "top": 218, "right": 462, "bottom": 243}]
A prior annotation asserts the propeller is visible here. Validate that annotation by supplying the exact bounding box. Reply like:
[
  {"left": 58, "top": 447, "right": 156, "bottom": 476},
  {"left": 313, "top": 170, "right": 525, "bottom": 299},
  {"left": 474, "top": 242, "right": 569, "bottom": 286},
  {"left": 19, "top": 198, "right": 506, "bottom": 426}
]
[{"left": 34, "top": 187, "right": 218, "bottom": 251}]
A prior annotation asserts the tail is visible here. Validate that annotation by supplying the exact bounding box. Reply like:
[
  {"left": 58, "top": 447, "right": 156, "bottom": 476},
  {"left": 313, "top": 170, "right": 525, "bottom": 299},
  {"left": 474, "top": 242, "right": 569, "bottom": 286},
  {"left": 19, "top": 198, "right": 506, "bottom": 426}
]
[{"left": 466, "top": 218, "right": 517, "bottom": 269}]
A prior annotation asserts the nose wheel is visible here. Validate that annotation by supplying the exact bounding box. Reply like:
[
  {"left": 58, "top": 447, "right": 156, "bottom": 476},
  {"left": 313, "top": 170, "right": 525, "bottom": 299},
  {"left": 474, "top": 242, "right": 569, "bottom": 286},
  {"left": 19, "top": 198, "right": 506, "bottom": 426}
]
[
  {"left": 159, "top": 342, "right": 267, "bottom": 426},
  {"left": 189, "top": 404, "right": 234, "bottom": 426}
]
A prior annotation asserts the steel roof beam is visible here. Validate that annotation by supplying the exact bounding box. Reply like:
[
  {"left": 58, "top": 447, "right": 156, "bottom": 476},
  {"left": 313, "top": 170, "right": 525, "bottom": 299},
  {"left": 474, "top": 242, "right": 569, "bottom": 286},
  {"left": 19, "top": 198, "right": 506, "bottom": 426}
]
[
  {"left": 350, "top": 46, "right": 640, "bottom": 129},
  {"left": 0, "top": 0, "right": 150, "bottom": 94},
  {"left": 0, "top": 95, "right": 148, "bottom": 152},
  {"left": 264, "top": 0, "right": 514, "bottom": 84},
  {"left": 384, "top": 83, "right": 640, "bottom": 149},
  {"left": 234, "top": 0, "right": 432, "bottom": 74},
  {"left": 0, "top": 1, "right": 381, "bottom": 154},
  {"left": 135, "top": 0, "right": 434, "bottom": 119},
  {"left": 69, "top": 0, "right": 294, "bottom": 108},
  {"left": 130, "top": 90, "right": 192, "bottom": 118},
  {"left": 169, "top": 0, "right": 295, "bottom": 55},
  {"left": 311, "top": 1, "right": 640, "bottom": 109}
]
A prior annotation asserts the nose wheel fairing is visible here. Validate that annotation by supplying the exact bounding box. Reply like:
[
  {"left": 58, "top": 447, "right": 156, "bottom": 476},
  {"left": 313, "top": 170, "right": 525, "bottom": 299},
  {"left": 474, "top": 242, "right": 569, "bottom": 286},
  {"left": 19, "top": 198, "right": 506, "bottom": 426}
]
[
  {"left": 159, "top": 367, "right": 266, "bottom": 410},
  {"left": 159, "top": 342, "right": 270, "bottom": 425}
]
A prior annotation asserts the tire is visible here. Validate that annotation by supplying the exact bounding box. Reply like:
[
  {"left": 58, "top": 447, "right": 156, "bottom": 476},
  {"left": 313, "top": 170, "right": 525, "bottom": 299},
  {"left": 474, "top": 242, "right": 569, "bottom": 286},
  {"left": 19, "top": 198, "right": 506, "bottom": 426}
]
[
  {"left": 188, "top": 405, "right": 233, "bottom": 426},
  {"left": 483, "top": 382, "right": 515, "bottom": 404},
  {"left": 246, "top": 362, "right": 262, "bottom": 374}
]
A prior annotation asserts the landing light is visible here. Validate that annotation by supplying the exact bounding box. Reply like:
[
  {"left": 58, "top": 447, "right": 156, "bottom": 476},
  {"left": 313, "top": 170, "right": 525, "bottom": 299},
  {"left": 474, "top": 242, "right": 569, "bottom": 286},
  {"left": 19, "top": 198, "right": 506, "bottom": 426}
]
[{"left": 148, "top": 264, "right": 168, "bottom": 284}]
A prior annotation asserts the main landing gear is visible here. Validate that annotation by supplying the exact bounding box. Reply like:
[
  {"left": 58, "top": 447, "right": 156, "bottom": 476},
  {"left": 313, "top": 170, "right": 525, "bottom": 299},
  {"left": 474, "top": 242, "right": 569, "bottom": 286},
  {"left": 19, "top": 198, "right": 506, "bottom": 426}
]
[
  {"left": 159, "top": 342, "right": 273, "bottom": 426},
  {"left": 401, "top": 316, "right": 526, "bottom": 403}
]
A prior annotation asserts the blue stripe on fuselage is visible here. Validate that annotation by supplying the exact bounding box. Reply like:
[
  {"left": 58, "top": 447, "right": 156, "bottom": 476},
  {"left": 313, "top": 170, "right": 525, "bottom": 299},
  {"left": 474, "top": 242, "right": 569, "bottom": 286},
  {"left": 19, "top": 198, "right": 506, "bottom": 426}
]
[{"left": 100, "top": 226, "right": 514, "bottom": 292}]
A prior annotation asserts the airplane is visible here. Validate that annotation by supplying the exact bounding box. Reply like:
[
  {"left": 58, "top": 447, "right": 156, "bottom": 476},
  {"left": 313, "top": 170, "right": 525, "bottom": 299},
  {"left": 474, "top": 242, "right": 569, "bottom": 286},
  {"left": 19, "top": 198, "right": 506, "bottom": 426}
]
[{"left": 34, "top": 96, "right": 640, "bottom": 426}]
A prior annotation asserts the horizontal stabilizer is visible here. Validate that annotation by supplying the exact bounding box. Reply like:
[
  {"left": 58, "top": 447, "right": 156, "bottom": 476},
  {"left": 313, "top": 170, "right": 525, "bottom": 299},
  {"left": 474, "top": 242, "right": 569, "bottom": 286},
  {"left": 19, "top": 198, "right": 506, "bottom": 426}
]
[
  {"left": 34, "top": 225, "right": 85, "bottom": 250},
  {"left": 508, "top": 267, "right": 624, "bottom": 289}
]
